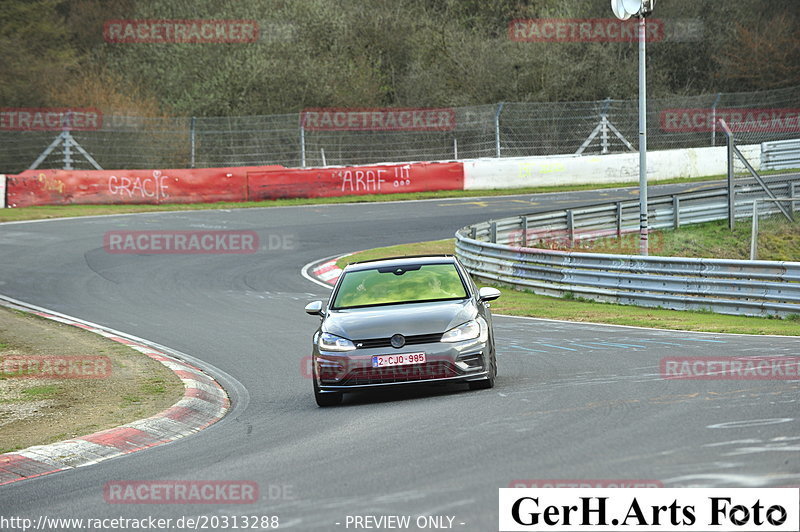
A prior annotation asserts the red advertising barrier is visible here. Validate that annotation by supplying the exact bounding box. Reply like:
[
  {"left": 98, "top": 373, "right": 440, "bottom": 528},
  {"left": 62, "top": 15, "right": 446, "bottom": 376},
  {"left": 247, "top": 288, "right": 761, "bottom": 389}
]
[
  {"left": 5, "top": 162, "right": 463, "bottom": 207},
  {"left": 5, "top": 167, "right": 262, "bottom": 207},
  {"left": 247, "top": 162, "right": 463, "bottom": 200}
]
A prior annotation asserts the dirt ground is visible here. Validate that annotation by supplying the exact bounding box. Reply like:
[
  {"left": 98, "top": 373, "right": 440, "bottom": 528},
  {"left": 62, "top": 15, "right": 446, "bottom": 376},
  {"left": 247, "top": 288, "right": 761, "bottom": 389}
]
[{"left": 0, "top": 306, "right": 184, "bottom": 454}]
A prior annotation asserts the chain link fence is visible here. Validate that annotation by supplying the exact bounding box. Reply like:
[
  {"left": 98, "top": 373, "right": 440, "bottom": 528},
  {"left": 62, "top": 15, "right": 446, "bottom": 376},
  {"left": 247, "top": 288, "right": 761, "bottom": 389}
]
[{"left": 2, "top": 85, "right": 799, "bottom": 173}]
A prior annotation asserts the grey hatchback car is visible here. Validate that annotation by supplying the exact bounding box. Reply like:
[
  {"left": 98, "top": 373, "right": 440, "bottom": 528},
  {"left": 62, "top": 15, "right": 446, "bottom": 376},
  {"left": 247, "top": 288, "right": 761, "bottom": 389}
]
[{"left": 305, "top": 255, "right": 500, "bottom": 406}]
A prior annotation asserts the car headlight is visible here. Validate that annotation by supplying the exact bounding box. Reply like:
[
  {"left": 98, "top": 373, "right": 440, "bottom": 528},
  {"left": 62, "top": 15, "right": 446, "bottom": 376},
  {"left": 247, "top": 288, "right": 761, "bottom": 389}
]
[
  {"left": 318, "top": 332, "right": 356, "bottom": 352},
  {"left": 441, "top": 319, "right": 487, "bottom": 343}
]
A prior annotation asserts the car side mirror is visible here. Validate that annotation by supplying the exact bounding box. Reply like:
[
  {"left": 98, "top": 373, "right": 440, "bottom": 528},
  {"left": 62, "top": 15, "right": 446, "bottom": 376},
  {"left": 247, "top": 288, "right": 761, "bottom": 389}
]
[
  {"left": 478, "top": 287, "right": 501, "bottom": 302},
  {"left": 305, "top": 300, "right": 325, "bottom": 316}
]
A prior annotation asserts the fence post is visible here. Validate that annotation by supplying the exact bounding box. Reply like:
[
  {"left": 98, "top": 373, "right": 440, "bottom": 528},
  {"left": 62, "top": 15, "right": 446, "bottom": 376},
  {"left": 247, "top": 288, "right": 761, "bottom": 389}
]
[
  {"left": 190, "top": 116, "right": 196, "bottom": 169},
  {"left": 490, "top": 221, "right": 497, "bottom": 243},
  {"left": 0, "top": 175, "right": 5, "bottom": 208},
  {"left": 672, "top": 195, "right": 680, "bottom": 229},
  {"left": 600, "top": 98, "right": 612, "bottom": 155},
  {"left": 300, "top": 124, "right": 306, "bottom": 168},
  {"left": 453, "top": 137, "right": 458, "bottom": 160},
  {"left": 793, "top": 182, "right": 798, "bottom": 213},
  {"left": 494, "top": 102, "right": 504, "bottom": 158},
  {"left": 711, "top": 93, "right": 721, "bottom": 147},
  {"left": 63, "top": 134, "right": 73, "bottom": 170},
  {"left": 724, "top": 119, "right": 735, "bottom": 229}
]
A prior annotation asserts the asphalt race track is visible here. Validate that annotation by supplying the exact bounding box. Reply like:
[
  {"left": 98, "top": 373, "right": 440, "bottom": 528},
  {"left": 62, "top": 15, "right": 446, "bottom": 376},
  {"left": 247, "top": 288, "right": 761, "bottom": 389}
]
[{"left": 0, "top": 180, "right": 798, "bottom": 531}]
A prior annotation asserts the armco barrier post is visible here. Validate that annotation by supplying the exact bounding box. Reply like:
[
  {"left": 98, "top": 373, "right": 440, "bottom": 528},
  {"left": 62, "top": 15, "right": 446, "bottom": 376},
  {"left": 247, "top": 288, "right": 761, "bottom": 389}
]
[
  {"left": 672, "top": 196, "right": 680, "bottom": 229},
  {"left": 490, "top": 221, "right": 497, "bottom": 243},
  {"left": 616, "top": 202, "right": 622, "bottom": 238},
  {"left": 566, "top": 210, "right": 574, "bottom": 246},
  {"left": 521, "top": 216, "right": 528, "bottom": 247}
]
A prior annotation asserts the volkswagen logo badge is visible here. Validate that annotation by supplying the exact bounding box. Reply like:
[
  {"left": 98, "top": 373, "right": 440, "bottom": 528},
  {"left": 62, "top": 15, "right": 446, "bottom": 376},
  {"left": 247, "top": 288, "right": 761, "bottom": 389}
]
[{"left": 390, "top": 334, "right": 406, "bottom": 348}]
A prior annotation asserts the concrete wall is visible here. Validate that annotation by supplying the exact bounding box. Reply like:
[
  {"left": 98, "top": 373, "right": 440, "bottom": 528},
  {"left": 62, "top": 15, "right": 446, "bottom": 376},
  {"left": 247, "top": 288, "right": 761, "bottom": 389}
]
[{"left": 463, "top": 144, "right": 760, "bottom": 189}]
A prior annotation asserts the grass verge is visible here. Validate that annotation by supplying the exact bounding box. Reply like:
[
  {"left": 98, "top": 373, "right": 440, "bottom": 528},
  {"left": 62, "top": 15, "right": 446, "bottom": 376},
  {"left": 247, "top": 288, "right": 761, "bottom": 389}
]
[
  {"left": 0, "top": 306, "right": 184, "bottom": 454},
  {"left": 0, "top": 174, "right": 722, "bottom": 223},
  {"left": 335, "top": 239, "right": 800, "bottom": 336}
]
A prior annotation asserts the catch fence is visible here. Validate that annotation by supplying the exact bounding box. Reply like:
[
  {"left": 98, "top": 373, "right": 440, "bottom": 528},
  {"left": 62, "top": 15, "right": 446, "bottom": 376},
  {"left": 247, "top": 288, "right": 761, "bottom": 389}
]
[{"left": 2, "top": 85, "right": 799, "bottom": 173}]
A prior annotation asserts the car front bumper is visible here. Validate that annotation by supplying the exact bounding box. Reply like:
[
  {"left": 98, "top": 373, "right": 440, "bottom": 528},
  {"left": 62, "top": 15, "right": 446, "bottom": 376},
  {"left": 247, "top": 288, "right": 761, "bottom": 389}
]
[{"left": 314, "top": 338, "right": 490, "bottom": 392}]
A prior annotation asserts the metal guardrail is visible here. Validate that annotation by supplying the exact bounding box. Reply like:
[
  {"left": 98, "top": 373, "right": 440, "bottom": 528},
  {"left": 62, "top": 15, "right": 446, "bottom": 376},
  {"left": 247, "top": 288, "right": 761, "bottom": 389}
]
[
  {"left": 455, "top": 178, "right": 800, "bottom": 317},
  {"left": 762, "top": 138, "right": 800, "bottom": 171}
]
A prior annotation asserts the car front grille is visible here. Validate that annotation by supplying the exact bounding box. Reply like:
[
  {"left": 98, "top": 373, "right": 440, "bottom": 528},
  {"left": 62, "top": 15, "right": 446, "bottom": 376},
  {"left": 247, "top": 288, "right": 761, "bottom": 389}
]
[
  {"left": 340, "top": 361, "right": 460, "bottom": 385},
  {"left": 353, "top": 332, "right": 443, "bottom": 349}
]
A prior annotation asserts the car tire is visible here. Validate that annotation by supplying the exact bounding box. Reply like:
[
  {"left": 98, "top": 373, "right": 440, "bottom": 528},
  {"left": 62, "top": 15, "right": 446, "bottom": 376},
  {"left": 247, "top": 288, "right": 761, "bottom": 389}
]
[
  {"left": 313, "top": 373, "right": 343, "bottom": 406},
  {"left": 469, "top": 353, "right": 496, "bottom": 390}
]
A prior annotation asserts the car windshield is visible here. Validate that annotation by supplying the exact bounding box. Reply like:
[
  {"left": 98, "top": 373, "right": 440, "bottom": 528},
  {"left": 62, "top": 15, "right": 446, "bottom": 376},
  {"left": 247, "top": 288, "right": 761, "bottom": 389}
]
[{"left": 331, "top": 263, "right": 468, "bottom": 309}]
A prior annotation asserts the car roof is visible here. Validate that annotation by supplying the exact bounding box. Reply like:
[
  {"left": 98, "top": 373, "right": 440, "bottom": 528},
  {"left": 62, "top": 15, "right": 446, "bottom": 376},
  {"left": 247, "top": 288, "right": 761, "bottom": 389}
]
[{"left": 344, "top": 254, "right": 457, "bottom": 272}]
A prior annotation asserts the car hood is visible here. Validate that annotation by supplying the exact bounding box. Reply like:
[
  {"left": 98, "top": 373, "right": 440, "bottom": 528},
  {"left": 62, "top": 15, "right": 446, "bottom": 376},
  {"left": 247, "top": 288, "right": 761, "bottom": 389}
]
[{"left": 324, "top": 299, "right": 476, "bottom": 340}]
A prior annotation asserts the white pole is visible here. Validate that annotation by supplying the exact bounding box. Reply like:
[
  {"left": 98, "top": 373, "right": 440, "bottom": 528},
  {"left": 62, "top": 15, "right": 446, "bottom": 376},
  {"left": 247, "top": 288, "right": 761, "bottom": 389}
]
[
  {"left": 750, "top": 200, "right": 758, "bottom": 260},
  {"left": 300, "top": 125, "right": 306, "bottom": 168},
  {"left": 190, "top": 116, "right": 196, "bottom": 169},
  {"left": 638, "top": 15, "right": 649, "bottom": 256}
]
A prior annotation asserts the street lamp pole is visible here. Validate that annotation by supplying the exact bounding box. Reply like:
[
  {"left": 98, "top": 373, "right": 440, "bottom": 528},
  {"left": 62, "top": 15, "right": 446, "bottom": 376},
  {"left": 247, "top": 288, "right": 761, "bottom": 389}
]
[
  {"left": 611, "top": 0, "right": 654, "bottom": 256},
  {"left": 637, "top": 15, "right": 648, "bottom": 255}
]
